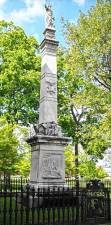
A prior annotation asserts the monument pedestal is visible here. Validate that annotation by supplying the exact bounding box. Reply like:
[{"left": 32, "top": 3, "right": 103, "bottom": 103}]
[{"left": 27, "top": 134, "right": 71, "bottom": 189}]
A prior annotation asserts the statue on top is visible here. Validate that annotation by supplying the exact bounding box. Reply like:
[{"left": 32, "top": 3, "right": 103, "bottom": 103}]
[{"left": 45, "top": 2, "right": 55, "bottom": 29}]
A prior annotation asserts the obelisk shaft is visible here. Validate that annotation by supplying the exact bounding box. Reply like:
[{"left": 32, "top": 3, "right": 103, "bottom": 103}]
[
  {"left": 39, "top": 38, "right": 58, "bottom": 124},
  {"left": 39, "top": 4, "right": 59, "bottom": 125}
]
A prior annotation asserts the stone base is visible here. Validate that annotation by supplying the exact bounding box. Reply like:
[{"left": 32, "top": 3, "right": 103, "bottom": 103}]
[{"left": 27, "top": 134, "right": 71, "bottom": 189}]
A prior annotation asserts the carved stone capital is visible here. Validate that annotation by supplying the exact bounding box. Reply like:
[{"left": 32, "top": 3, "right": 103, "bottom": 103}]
[{"left": 35, "top": 122, "right": 63, "bottom": 137}]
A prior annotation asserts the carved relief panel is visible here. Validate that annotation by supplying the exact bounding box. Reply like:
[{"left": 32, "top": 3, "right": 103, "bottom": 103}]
[
  {"left": 40, "top": 154, "right": 62, "bottom": 179},
  {"left": 46, "top": 80, "right": 56, "bottom": 96}
]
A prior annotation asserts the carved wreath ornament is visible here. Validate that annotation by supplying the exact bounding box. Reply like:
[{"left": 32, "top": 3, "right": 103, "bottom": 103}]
[{"left": 46, "top": 81, "right": 56, "bottom": 96}]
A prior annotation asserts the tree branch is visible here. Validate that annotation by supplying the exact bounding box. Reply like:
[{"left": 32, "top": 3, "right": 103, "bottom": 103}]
[
  {"left": 94, "top": 75, "right": 110, "bottom": 90},
  {"left": 70, "top": 104, "right": 79, "bottom": 126}
]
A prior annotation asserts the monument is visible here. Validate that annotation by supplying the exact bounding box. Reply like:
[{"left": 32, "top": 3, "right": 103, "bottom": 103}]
[{"left": 27, "top": 3, "right": 71, "bottom": 189}]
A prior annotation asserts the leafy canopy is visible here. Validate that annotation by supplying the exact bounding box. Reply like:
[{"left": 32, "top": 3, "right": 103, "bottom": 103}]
[
  {"left": 58, "top": 0, "right": 111, "bottom": 159},
  {"left": 0, "top": 21, "right": 41, "bottom": 125},
  {"left": 65, "top": 145, "right": 107, "bottom": 179},
  {"left": 0, "top": 117, "right": 19, "bottom": 174},
  {"left": 0, "top": 117, "right": 31, "bottom": 176}
]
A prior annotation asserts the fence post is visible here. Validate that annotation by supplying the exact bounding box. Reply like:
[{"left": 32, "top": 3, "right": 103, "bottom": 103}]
[
  {"left": 3, "top": 184, "right": 7, "bottom": 225},
  {"left": 15, "top": 179, "right": 18, "bottom": 225},
  {"left": 20, "top": 184, "right": 24, "bottom": 225},
  {"left": 9, "top": 183, "right": 12, "bottom": 225},
  {"left": 25, "top": 184, "right": 30, "bottom": 225},
  {"left": 31, "top": 186, "right": 35, "bottom": 225},
  {"left": 47, "top": 187, "right": 50, "bottom": 225},
  {"left": 75, "top": 181, "right": 79, "bottom": 225},
  {"left": 37, "top": 187, "right": 40, "bottom": 225},
  {"left": 107, "top": 190, "right": 110, "bottom": 220},
  {"left": 52, "top": 186, "right": 55, "bottom": 225}
]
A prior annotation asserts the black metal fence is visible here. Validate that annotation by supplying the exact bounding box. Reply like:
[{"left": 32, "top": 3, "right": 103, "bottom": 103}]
[
  {"left": 0, "top": 177, "right": 29, "bottom": 192},
  {"left": 1, "top": 176, "right": 111, "bottom": 192},
  {"left": 65, "top": 177, "right": 111, "bottom": 190},
  {"left": 0, "top": 177, "right": 111, "bottom": 225},
  {"left": 0, "top": 186, "right": 81, "bottom": 225}
]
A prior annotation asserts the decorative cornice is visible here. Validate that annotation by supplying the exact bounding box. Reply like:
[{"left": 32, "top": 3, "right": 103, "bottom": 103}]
[
  {"left": 27, "top": 134, "right": 72, "bottom": 146},
  {"left": 40, "top": 38, "right": 59, "bottom": 50}
]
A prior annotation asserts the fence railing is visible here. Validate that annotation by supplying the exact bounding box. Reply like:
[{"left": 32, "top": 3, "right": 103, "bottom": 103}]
[
  {"left": 0, "top": 186, "right": 82, "bottom": 225},
  {"left": 0, "top": 179, "right": 111, "bottom": 225},
  {"left": 0, "top": 177, "right": 29, "bottom": 192},
  {"left": 1, "top": 177, "right": 111, "bottom": 192}
]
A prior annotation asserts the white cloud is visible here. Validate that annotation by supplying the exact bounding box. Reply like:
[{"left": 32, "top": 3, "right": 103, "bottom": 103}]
[
  {"left": 73, "top": 0, "right": 86, "bottom": 5},
  {"left": 0, "top": 0, "right": 44, "bottom": 24},
  {"left": 10, "top": 0, "right": 44, "bottom": 24},
  {"left": 0, "top": 0, "right": 7, "bottom": 20},
  {"left": 0, "top": 0, "right": 6, "bottom": 7}
]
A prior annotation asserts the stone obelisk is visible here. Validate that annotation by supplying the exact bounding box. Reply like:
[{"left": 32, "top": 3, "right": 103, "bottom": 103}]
[{"left": 27, "top": 3, "right": 71, "bottom": 189}]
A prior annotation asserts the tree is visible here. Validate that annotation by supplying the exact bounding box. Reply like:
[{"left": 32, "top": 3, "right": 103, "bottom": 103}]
[
  {"left": 65, "top": 145, "right": 75, "bottom": 176},
  {"left": 15, "top": 153, "right": 31, "bottom": 177},
  {"left": 0, "top": 117, "right": 19, "bottom": 175},
  {"left": 58, "top": 0, "right": 111, "bottom": 158},
  {"left": 58, "top": 49, "right": 110, "bottom": 161},
  {"left": 63, "top": 0, "right": 111, "bottom": 91},
  {"left": 64, "top": 145, "right": 107, "bottom": 179},
  {"left": 0, "top": 21, "right": 41, "bottom": 126},
  {"left": 0, "top": 21, "right": 41, "bottom": 176},
  {"left": 79, "top": 153, "right": 107, "bottom": 179},
  {"left": 58, "top": 0, "right": 111, "bottom": 179},
  {"left": 0, "top": 117, "right": 31, "bottom": 176}
]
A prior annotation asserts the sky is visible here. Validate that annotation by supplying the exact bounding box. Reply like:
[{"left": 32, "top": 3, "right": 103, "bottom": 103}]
[{"left": 0, "top": 0, "right": 96, "bottom": 45}]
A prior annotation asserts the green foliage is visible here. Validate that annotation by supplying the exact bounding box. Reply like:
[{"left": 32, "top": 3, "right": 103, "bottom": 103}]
[
  {"left": 15, "top": 154, "right": 31, "bottom": 177},
  {"left": 0, "top": 117, "right": 31, "bottom": 176},
  {"left": 58, "top": 0, "right": 111, "bottom": 159},
  {"left": 58, "top": 49, "right": 111, "bottom": 159},
  {"left": 96, "top": 166, "right": 107, "bottom": 179},
  {"left": 65, "top": 145, "right": 107, "bottom": 179},
  {"left": 65, "top": 145, "right": 75, "bottom": 176},
  {"left": 0, "top": 20, "right": 41, "bottom": 125},
  {"left": 64, "top": 0, "right": 111, "bottom": 90},
  {"left": 0, "top": 117, "right": 19, "bottom": 174},
  {"left": 0, "top": 21, "right": 40, "bottom": 176},
  {"left": 13, "top": 126, "right": 31, "bottom": 177},
  {"left": 79, "top": 153, "right": 107, "bottom": 179}
]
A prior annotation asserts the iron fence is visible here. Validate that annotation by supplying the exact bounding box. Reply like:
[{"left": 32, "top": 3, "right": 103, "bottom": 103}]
[
  {"left": 0, "top": 183, "right": 111, "bottom": 225},
  {"left": 0, "top": 186, "right": 81, "bottom": 225},
  {"left": 0, "top": 177, "right": 29, "bottom": 192},
  {"left": 65, "top": 177, "right": 111, "bottom": 189},
  {"left": 1, "top": 177, "right": 111, "bottom": 192}
]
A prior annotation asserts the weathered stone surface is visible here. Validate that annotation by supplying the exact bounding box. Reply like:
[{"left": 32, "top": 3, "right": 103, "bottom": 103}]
[
  {"left": 39, "top": 37, "right": 58, "bottom": 125},
  {"left": 27, "top": 135, "right": 71, "bottom": 188},
  {"left": 34, "top": 121, "right": 63, "bottom": 137},
  {"left": 27, "top": 4, "right": 71, "bottom": 189}
]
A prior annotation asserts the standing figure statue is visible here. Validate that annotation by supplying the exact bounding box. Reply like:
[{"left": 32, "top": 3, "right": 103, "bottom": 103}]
[{"left": 45, "top": 3, "right": 55, "bottom": 29}]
